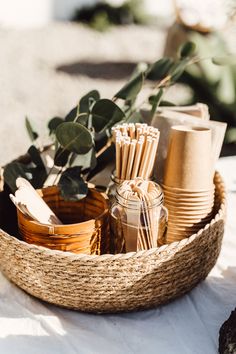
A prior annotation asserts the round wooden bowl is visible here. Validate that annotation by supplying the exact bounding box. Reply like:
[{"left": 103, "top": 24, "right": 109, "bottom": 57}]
[{"left": 17, "top": 186, "right": 110, "bottom": 255}]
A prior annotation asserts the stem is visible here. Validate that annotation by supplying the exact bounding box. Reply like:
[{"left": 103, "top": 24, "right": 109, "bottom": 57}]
[{"left": 96, "top": 137, "right": 113, "bottom": 158}]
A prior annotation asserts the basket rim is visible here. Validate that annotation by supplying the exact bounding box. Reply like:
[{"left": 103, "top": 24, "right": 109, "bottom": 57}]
[{"left": 0, "top": 171, "right": 226, "bottom": 262}]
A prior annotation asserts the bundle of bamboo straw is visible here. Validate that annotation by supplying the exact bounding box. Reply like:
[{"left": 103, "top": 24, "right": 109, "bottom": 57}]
[
  {"left": 116, "top": 179, "right": 166, "bottom": 252},
  {"left": 112, "top": 123, "right": 160, "bottom": 180}
]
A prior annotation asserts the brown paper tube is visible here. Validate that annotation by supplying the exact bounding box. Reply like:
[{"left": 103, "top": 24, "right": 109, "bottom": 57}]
[{"left": 164, "top": 126, "right": 213, "bottom": 190}]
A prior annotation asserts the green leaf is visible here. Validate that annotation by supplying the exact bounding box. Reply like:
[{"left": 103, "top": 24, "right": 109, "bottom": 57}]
[
  {"left": 4, "top": 162, "right": 31, "bottom": 192},
  {"left": 56, "top": 122, "right": 93, "bottom": 155},
  {"left": 69, "top": 147, "right": 97, "bottom": 171},
  {"left": 79, "top": 90, "right": 100, "bottom": 113},
  {"left": 74, "top": 113, "right": 89, "bottom": 126},
  {"left": 48, "top": 117, "right": 64, "bottom": 135},
  {"left": 114, "top": 72, "right": 144, "bottom": 100},
  {"left": 65, "top": 107, "right": 77, "bottom": 122},
  {"left": 212, "top": 56, "right": 236, "bottom": 66},
  {"left": 54, "top": 147, "right": 71, "bottom": 167},
  {"left": 159, "top": 100, "right": 176, "bottom": 106},
  {"left": 170, "top": 59, "right": 189, "bottom": 83},
  {"left": 58, "top": 167, "right": 88, "bottom": 201},
  {"left": 25, "top": 117, "right": 38, "bottom": 142},
  {"left": 27, "top": 145, "right": 45, "bottom": 168},
  {"left": 150, "top": 89, "right": 164, "bottom": 117},
  {"left": 31, "top": 167, "right": 47, "bottom": 189},
  {"left": 146, "top": 58, "right": 174, "bottom": 81},
  {"left": 179, "top": 41, "right": 196, "bottom": 58},
  {"left": 91, "top": 99, "right": 125, "bottom": 132}
]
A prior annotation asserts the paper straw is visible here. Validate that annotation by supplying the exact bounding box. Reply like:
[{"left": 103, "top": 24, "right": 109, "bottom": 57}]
[
  {"left": 116, "top": 140, "right": 122, "bottom": 179},
  {"left": 121, "top": 141, "right": 130, "bottom": 180},
  {"left": 131, "top": 140, "right": 144, "bottom": 179},
  {"left": 126, "top": 140, "right": 137, "bottom": 180}
]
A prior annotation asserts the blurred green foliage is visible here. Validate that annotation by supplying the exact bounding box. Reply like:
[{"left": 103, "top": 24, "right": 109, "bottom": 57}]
[{"left": 73, "top": 0, "right": 148, "bottom": 31}]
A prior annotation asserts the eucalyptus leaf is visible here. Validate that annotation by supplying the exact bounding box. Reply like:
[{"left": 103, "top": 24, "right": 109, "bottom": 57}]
[
  {"left": 179, "top": 41, "right": 196, "bottom": 58},
  {"left": 58, "top": 167, "right": 88, "bottom": 201},
  {"left": 114, "top": 72, "right": 144, "bottom": 100},
  {"left": 69, "top": 147, "right": 97, "bottom": 171},
  {"left": 150, "top": 89, "right": 164, "bottom": 117},
  {"left": 65, "top": 107, "right": 77, "bottom": 122},
  {"left": 31, "top": 166, "right": 48, "bottom": 189},
  {"left": 79, "top": 90, "right": 100, "bottom": 113},
  {"left": 170, "top": 59, "right": 189, "bottom": 83},
  {"left": 75, "top": 113, "right": 89, "bottom": 126},
  {"left": 3, "top": 161, "right": 46, "bottom": 191},
  {"left": 54, "top": 147, "right": 71, "bottom": 167},
  {"left": 25, "top": 117, "right": 38, "bottom": 142},
  {"left": 91, "top": 99, "right": 125, "bottom": 132},
  {"left": 212, "top": 56, "right": 236, "bottom": 66},
  {"left": 3, "top": 162, "right": 31, "bottom": 192},
  {"left": 146, "top": 58, "right": 174, "bottom": 81},
  {"left": 159, "top": 100, "right": 176, "bottom": 106},
  {"left": 48, "top": 117, "right": 64, "bottom": 135},
  {"left": 28, "top": 145, "right": 45, "bottom": 168},
  {"left": 56, "top": 122, "right": 93, "bottom": 154}
]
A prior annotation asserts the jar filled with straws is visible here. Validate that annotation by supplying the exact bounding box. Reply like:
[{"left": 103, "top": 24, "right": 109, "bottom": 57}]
[
  {"left": 110, "top": 179, "right": 168, "bottom": 253},
  {"left": 107, "top": 123, "right": 160, "bottom": 201}
]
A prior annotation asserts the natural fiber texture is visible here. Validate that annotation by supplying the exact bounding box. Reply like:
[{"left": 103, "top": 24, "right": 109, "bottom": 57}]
[
  {"left": 17, "top": 186, "right": 110, "bottom": 255},
  {"left": 0, "top": 172, "right": 226, "bottom": 313}
]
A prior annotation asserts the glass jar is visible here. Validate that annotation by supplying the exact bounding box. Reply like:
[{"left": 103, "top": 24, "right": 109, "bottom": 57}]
[
  {"left": 109, "top": 180, "right": 168, "bottom": 254},
  {"left": 106, "top": 170, "right": 124, "bottom": 205},
  {"left": 107, "top": 170, "right": 154, "bottom": 205}
]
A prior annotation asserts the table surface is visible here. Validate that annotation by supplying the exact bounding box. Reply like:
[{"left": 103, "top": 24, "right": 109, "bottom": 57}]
[{"left": 0, "top": 156, "right": 236, "bottom": 354}]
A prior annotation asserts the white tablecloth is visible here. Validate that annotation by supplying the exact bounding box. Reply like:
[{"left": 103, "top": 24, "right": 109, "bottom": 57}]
[{"left": 0, "top": 157, "right": 236, "bottom": 354}]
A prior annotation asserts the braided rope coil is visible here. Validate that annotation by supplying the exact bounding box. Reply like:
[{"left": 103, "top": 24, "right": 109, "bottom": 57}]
[{"left": 0, "top": 172, "right": 226, "bottom": 313}]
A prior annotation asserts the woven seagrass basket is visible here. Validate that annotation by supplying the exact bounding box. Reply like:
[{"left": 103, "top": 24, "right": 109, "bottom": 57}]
[
  {"left": 0, "top": 172, "right": 226, "bottom": 313},
  {"left": 17, "top": 186, "right": 110, "bottom": 255}
]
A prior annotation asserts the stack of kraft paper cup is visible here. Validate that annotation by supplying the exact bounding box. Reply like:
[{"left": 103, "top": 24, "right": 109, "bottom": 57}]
[{"left": 162, "top": 125, "right": 215, "bottom": 243}]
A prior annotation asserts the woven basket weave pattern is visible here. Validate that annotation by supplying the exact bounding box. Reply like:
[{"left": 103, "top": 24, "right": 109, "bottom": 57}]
[
  {"left": 0, "top": 172, "right": 226, "bottom": 313},
  {"left": 17, "top": 187, "right": 110, "bottom": 255}
]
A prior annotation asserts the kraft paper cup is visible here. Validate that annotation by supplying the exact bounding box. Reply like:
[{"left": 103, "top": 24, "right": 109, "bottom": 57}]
[
  {"left": 168, "top": 214, "right": 212, "bottom": 225},
  {"left": 165, "top": 205, "right": 213, "bottom": 215},
  {"left": 163, "top": 195, "right": 215, "bottom": 203},
  {"left": 167, "top": 217, "right": 212, "bottom": 227},
  {"left": 162, "top": 184, "right": 215, "bottom": 194},
  {"left": 164, "top": 198, "right": 214, "bottom": 209},
  {"left": 163, "top": 190, "right": 214, "bottom": 201},
  {"left": 163, "top": 126, "right": 213, "bottom": 190}
]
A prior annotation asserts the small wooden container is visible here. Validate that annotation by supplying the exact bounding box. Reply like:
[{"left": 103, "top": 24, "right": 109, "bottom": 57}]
[{"left": 17, "top": 186, "right": 110, "bottom": 255}]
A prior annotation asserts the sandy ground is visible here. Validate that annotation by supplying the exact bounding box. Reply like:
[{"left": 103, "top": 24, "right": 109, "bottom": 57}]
[{"left": 0, "top": 22, "right": 166, "bottom": 165}]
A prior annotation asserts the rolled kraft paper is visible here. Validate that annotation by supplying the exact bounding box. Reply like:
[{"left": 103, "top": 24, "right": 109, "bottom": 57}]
[{"left": 164, "top": 126, "right": 213, "bottom": 190}]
